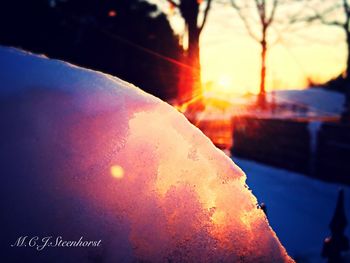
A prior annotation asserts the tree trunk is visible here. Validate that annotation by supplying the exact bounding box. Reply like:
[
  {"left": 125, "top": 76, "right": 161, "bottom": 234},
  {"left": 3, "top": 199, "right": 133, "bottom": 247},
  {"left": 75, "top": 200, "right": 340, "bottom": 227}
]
[
  {"left": 346, "top": 32, "right": 350, "bottom": 79},
  {"left": 258, "top": 33, "right": 267, "bottom": 109},
  {"left": 342, "top": 30, "right": 350, "bottom": 122},
  {"left": 178, "top": 0, "right": 202, "bottom": 104},
  {"left": 187, "top": 23, "right": 201, "bottom": 100}
]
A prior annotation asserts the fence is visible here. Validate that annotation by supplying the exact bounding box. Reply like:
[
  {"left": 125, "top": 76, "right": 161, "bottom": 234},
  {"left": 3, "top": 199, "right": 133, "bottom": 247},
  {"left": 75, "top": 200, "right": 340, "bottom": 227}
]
[
  {"left": 231, "top": 116, "right": 350, "bottom": 185},
  {"left": 316, "top": 123, "right": 350, "bottom": 184}
]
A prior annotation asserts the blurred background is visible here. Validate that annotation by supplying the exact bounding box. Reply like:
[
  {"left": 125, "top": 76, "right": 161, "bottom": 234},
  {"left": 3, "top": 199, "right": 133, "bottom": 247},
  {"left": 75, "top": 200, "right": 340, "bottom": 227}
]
[{"left": 0, "top": 0, "right": 349, "bottom": 262}]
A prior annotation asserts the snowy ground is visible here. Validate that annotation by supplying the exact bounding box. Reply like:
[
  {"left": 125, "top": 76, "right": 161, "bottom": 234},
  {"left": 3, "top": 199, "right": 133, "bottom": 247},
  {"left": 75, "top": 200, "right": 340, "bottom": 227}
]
[
  {"left": 235, "top": 158, "right": 350, "bottom": 263},
  {"left": 195, "top": 88, "right": 344, "bottom": 128},
  {"left": 271, "top": 88, "right": 345, "bottom": 116}
]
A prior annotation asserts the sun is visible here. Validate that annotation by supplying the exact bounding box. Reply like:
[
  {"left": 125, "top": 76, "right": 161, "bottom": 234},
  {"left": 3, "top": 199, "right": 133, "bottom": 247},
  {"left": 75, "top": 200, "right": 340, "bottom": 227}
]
[
  {"left": 218, "top": 75, "right": 232, "bottom": 90},
  {"left": 212, "top": 75, "right": 250, "bottom": 96},
  {"left": 208, "top": 74, "right": 234, "bottom": 95},
  {"left": 203, "top": 74, "right": 250, "bottom": 97}
]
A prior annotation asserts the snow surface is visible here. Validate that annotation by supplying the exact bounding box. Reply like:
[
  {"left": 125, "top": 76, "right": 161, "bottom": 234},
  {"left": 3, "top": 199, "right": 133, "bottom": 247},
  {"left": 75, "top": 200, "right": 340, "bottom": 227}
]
[
  {"left": 270, "top": 88, "right": 345, "bottom": 116},
  {"left": 199, "top": 88, "right": 345, "bottom": 122},
  {"left": 235, "top": 158, "right": 350, "bottom": 263},
  {"left": 0, "top": 46, "right": 293, "bottom": 262}
]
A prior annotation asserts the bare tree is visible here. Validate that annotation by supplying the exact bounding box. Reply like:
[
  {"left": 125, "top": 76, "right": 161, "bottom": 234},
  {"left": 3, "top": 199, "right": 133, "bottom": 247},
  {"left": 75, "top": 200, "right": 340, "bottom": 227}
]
[
  {"left": 167, "top": 0, "right": 213, "bottom": 103},
  {"left": 231, "top": 0, "right": 279, "bottom": 108},
  {"left": 292, "top": 0, "right": 350, "bottom": 119},
  {"left": 293, "top": 1, "right": 349, "bottom": 76}
]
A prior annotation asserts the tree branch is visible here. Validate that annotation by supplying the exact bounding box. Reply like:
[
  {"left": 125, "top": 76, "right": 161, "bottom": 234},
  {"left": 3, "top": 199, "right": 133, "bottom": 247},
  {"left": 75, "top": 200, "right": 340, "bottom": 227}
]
[
  {"left": 166, "top": 0, "right": 179, "bottom": 8},
  {"left": 343, "top": 0, "right": 350, "bottom": 31},
  {"left": 254, "top": 0, "right": 266, "bottom": 27},
  {"left": 344, "top": 0, "right": 350, "bottom": 15},
  {"left": 290, "top": 2, "right": 344, "bottom": 27},
  {"left": 266, "top": 0, "right": 278, "bottom": 26},
  {"left": 304, "top": 13, "right": 344, "bottom": 27},
  {"left": 231, "top": 0, "right": 261, "bottom": 42},
  {"left": 199, "top": 0, "right": 213, "bottom": 33}
]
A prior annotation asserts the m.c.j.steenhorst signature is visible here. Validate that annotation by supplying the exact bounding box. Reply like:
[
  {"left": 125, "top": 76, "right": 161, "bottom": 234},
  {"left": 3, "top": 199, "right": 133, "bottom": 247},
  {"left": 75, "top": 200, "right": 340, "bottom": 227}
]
[{"left": 11, "top": 236, "right": 102, "bottom": 251}]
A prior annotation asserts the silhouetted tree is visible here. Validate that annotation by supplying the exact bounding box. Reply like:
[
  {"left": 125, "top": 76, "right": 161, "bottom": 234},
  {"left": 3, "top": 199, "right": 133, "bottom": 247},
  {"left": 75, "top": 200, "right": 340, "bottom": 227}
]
[
  {"left": 0, "top": 0, "right": 183, "bottom": 100},
  {"left": 292, "top": 0, "right": 350, "bottom": 120},
  {"left": 231, "top": 0, "right": 279, "bottom": 108},
  {"left": 167, "top": 0, "right": 213, "bottom": 103}
]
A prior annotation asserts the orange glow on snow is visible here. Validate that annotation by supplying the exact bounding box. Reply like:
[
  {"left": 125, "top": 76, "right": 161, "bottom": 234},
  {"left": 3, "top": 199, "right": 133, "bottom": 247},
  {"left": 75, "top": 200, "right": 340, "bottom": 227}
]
[
  {"left": 110, "top": 165, "right": 124, "bottom": 179},
  {"left": 211, "top": 209, "right": 226, "bottom": 225}
]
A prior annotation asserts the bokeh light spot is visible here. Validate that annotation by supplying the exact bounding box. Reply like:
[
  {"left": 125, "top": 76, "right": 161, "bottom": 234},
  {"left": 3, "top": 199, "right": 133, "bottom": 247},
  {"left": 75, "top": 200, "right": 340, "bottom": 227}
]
[
  {"left": 108, "top": 10, "right": 117, "bottom": 17},
  {"left": 110, "top": 165, "right": 124, "bottom": 179}
]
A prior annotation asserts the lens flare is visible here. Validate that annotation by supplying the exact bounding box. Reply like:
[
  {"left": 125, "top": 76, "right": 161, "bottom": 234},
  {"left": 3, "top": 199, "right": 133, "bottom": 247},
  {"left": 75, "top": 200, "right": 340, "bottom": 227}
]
[{"left": 110, "top": 165, "right": 124, "bottom": 179}]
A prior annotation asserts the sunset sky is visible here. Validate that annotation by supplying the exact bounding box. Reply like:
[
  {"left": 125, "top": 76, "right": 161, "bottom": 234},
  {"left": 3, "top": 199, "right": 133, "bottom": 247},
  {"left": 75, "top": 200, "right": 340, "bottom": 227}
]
[{"left": 151, "top": 0, "right": 346, "bottom": 95}]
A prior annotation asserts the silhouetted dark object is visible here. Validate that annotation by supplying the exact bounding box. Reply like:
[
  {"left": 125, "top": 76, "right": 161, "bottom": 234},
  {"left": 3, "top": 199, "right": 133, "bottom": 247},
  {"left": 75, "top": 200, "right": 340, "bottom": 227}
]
[
  {"left": 342, "top": 106, "right": 350, "bottom": 123},
  {"left": 322, "top": 189, "right": 349, "bottom": 263},
  {"left": 295, "top": 0, "right": 350, "bottom": 115},
  {"left": 0, "top": 0, "right": 182, "bottom": 101},
  {"left": 231, "top": 117, "right": 311, "bottom": 174},
  {"left": 231, "top": 0, "right": 279, "bottom": 109},
  {"left": 260, "top": 202, "right": 268, "bottom": 217},
  {"left": 315, "top": 75, "right": 350, "bottom": 123},
  {"left": 341, "top": 79, "right": 350, "bottom": 123},
  {"left": 167, "top": 0, "right": 212, "bottom": 103}
]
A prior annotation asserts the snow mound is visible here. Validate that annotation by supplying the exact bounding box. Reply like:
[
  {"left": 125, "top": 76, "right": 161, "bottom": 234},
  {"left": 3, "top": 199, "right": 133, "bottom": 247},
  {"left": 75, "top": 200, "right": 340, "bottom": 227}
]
[{"left": 0, "top": 46, "right": 293, "bottom": 262}]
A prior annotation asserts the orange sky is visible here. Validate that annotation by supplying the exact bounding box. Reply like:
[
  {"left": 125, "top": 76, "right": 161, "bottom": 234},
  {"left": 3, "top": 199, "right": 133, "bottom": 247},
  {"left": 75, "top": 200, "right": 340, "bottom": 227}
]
[
  {"left": 151, "top": 1, "right": 347, "bottom": 95},
  {"left": 200, "top": 2, "right": 346, "bottom": 95}
]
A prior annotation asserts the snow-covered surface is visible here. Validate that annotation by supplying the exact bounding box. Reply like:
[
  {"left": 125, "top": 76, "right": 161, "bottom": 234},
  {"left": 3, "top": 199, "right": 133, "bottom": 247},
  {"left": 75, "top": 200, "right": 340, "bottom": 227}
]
[
  {"left": 197, "top": 88, "right": 345, "bottom": 122},
  {"left": 270, "top": 88, "right": 345, "bottom": 116},
  {"left": 235, "top": 158, "right": 350, "bottom": 263},
  {"left": 0, "top": 46, "right": 293, "bottom": 262}
]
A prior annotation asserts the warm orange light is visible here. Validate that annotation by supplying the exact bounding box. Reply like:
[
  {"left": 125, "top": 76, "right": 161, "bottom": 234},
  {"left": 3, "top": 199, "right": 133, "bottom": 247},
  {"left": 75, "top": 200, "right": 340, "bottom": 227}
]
[
  {"left": 218, "top": 75, "right": 232, "bottom": 89},
  {"left": 169, "top": 2, "right": 175, "bottom": 11},
  {"left": 110, "top": 165, "right": 124, "bottom": 179},
  {"left": 211, "top": 209, "right": 226, "bottom": 225},
  {"left": 206, "top": 75, "right": 235, "bottom": 95}
]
